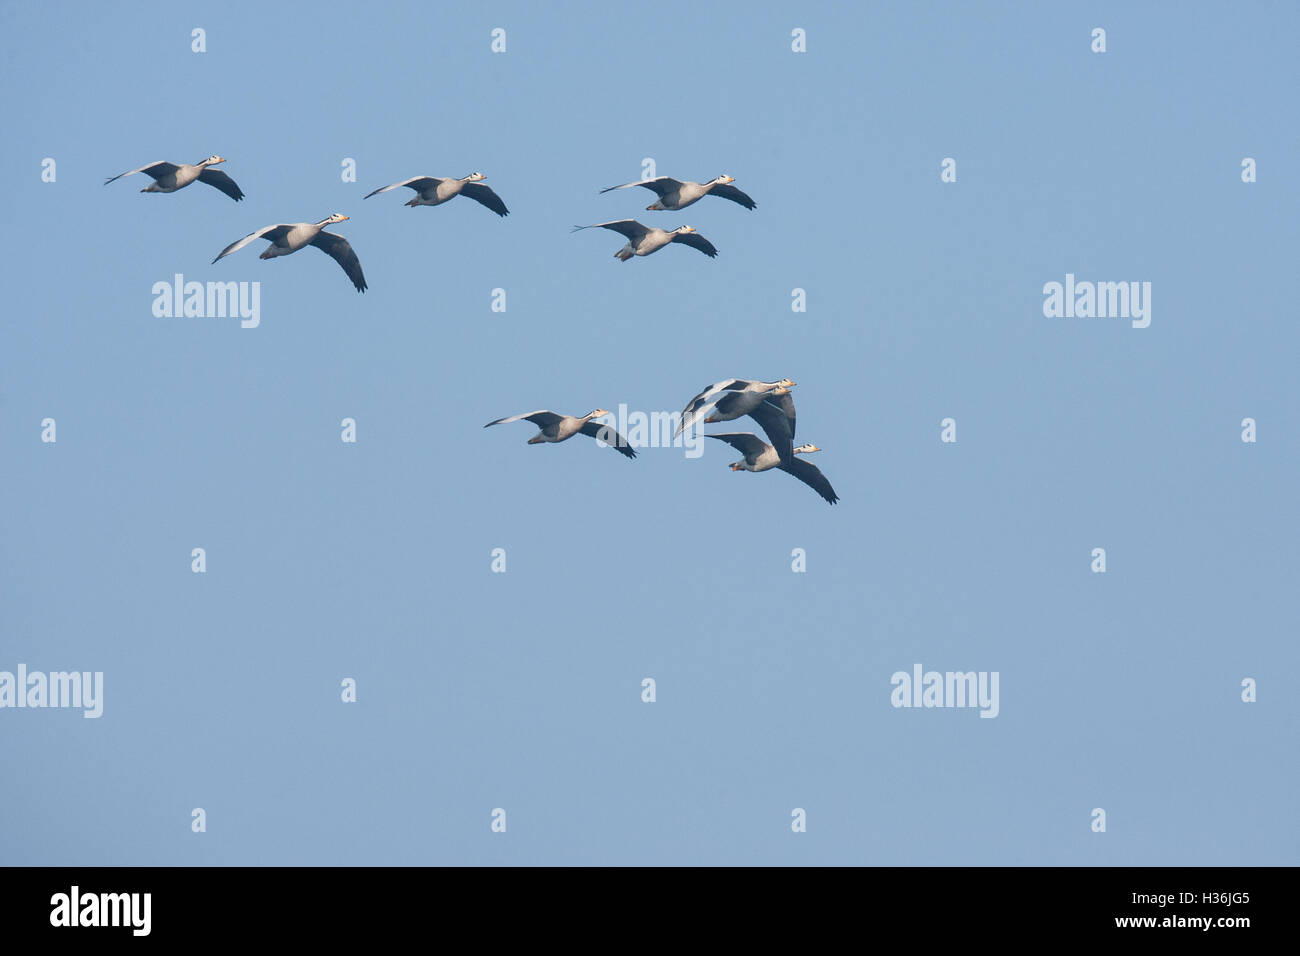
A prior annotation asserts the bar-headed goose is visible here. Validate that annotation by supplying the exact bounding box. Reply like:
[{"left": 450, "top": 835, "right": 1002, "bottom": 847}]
[
  {"left": 676, "top": 379, "right": 795, "bottom": 436},
  {"left": 104, "top": 156, "right": 244, "bottom": 201},
  {"left": 484, "top": 409, "right": 636, "bottom": 458},
  {"left": 708, "top": 433, "right": 838, "bottom": 504},
  {"left": 599, "top": 174, "right": 755, "bottom": 211},
  {"left": 572, "top": 220, "right": 717, "bottom": 261},
  {"left": 212, "top": 214, "right": 366, "bottom": 292},
  {"left": 363, "top": 172, "right": 508, "bottom": 216}
]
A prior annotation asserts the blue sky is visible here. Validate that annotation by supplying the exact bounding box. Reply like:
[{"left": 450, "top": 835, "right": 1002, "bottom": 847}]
[{"left": 2, "top": 0, "right": 1296, "bottom": 865}]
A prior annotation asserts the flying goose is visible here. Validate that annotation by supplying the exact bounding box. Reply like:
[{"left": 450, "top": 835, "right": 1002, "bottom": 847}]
[
  {"left": 363, "top": 172, "right": 508, "bottom": 216},
  {"left": 212, "top": 214, "right": 367, "bottom": 292},
  {"left": 104, "top": 156, "right": 244, "bottom": 201},
  {"left": 676, "top": 379, "right": 796, "bottom": 436},
  {"left": 600, "top": 175, "right": 756, "bottom": 211},
  {"left": 484, "top": 409, "right": 636, "bottom": 458},
  {"left": 708, "top": 433, "right": 838, "bottom": 505},
  {"left": 573, "top": 220, "right": 717, "bottom": 261}
]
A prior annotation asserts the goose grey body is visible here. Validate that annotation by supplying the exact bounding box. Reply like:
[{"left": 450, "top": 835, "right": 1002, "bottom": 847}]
[
  {"left": 484, "top": 409, "right": 636, "bottom": 458},
  {"left": 708, "top": 433, "right": 838, "bottom": 504},
  {"left": 599, "top": 174, "right": 755, "bottom": 211},
  {"left": 676, "top": 378, "right": 795, "bottom": 437},
  {"left": 211, "top": 214, "right": 367, "bottom": 292},
  {"left": 104, "top": 155, "right": 244, "bottom": 201},
  {"left": 364, "top": 172, "right": 508, "bottom": 216},
  {"left": 573, "top": 220, "right": 717, "bottom": 261}
]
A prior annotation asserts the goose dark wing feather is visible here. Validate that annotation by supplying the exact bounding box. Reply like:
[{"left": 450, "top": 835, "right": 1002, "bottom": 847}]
[
  {"left": 747, "top": 398, "right": 794, "bottom": 463},
  {"left": 710, "top": 183, "right": 757, "bottom": 210},
  {"left": 197, "top": 168, "right": 245, "bottom": 201},
  {"left": 579, "top": 420, "right": 637, "bottom": 458},
  {"left": 782, "top": 457, "right": 839, "bottom": 505},
  {"left": 460, "top": 182, "right": 509, "bottom": 217},
  {"left": 705, "top": 432, "right": 768, "bottom": 458},
  {"left": 672, "top": 231, "right": 718, "bottom": 258},
  {"left": 310, "top": 231, "right": 367, "bottom": 292}
]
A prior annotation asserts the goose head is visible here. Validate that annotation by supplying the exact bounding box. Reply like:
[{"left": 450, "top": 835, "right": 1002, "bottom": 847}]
[
  {"left": 714, "top": 174, "right": 735, "bottom": 185},
  {"left": 772, "top": 386, "right": 792, "bottom": 396},
  {"left": 199, "top": 155, "right": 226, "bottom": 167},
  {"left": 674, "top": 225, "right": 698, "bottom": 235},
  {"left": 777, "top": 378, "right": 796, "bottom": 388},
  {"left": 585, "top": 409, "right": 611, "bottom": 420},
  {"left": 465, "top": 172, "right": 487, "bottom": 182},
  {"left": 793, "top": 444, "right": 821, "bottom": 455},
  {"left": 323, "top": 213, "right": 350, "bottom": 225}
]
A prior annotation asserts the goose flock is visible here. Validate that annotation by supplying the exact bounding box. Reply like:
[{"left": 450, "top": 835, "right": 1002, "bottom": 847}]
[
  {"left": 485, "top": 378, "right": 839, "bottom": 505},
  {"left": 106, "top": 155, "right": 751, "bottom": 287},
  {"left": 108, "top": 153, "right": 838, "bottom": 504}
]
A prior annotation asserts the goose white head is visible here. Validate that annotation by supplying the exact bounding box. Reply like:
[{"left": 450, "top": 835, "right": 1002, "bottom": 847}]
[
  {"left": 794, "top": 444, "right": 820, "bottom": 455},
  {"left": 777, "top": 378, "right": 796, "bottom": 388},
  {"left": 466, "top": 172, "right": 487, "bottom": 182},
  {"left": 199, "top": 155, "right": 226, "bottom": 166},
  {"left": 674, "top": 225, "right": 697, "bottom": 234},
  {"left": 323, "top": 213, "right": 349, "bottom": 225},
  {"left": 714, "top": 174, "right": 735, "bottom": 185},
  {"left": 772, "top": 386, "right": 792, "bottom": 396},
  {"left": 586, "top": 409, "right": 611, "bottom": 420}
]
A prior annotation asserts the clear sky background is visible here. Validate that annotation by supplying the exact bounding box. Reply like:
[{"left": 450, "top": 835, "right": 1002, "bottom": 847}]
[{"left": 2, "top": 1, "right": 1296, "bottom": 865}]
